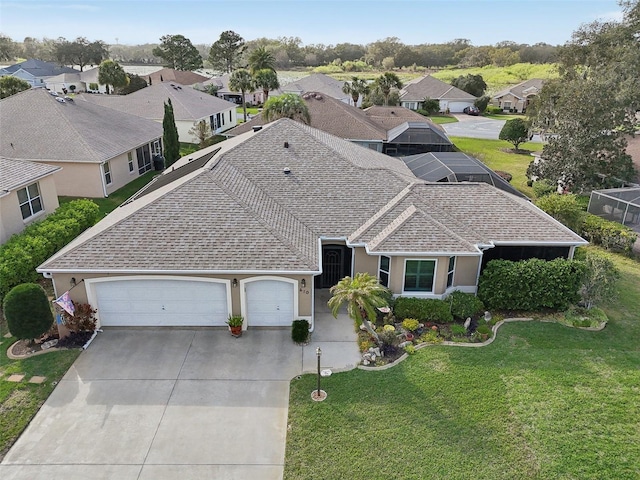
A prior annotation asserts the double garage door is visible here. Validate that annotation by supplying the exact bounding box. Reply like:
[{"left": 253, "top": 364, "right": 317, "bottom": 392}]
[{"left": 93, "top": 278, "right": 294, "bottom": 327}]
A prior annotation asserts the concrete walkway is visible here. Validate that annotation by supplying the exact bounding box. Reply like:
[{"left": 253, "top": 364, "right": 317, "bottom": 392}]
[{"left": 0, "top": 293, "right": 359, "bottom": 480}]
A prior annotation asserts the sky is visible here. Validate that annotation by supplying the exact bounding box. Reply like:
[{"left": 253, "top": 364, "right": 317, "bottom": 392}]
[{"left": 0, "top": 0, "right": 626, "bottom": 47}]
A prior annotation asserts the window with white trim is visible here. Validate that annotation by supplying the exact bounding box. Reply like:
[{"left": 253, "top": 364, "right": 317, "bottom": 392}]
[
  {"left": 379, "top": 256, "right": 390, "bottom": 287},
  {"left": 18, "top": 182, "right": 43, "bottom": 220},
  {"left": 128, "top": 152, "right": 134, "bottom": 173},
  {"left": 103, "top": 161, "right": 112, "bottom": 185},
  {"left": 404, "top": 259, "right": 436, "bottom": 292},
  {"left": 447, "top": 256, "right": 456, "bottom": 288}
]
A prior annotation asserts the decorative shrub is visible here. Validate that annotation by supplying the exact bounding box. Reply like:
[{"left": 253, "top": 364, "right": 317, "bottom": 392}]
[
  {"left": 476, "top": 324, "right": 492, "bottom": 337},
  {"left": 535, "top": 194, "right": 586, "bottom": 232},
  {"left": 88, "top": 82, "right": 98, "bottom": 91},
  {"left": 450, "top": 324, "right": 467, "bottom": 336},
  {"left": 0, "top": 199, "right": 100, "bottom": 302},
  {"left": 419, "top": 330, "right": 442, "bottom": 343},
  {"left": 478, "top": 258, "right": 586, "bottom": 311},
  {"left": 486, "top": 105, "right": 502, "bottom": 114},
  {"left": 359, "top": 339, "right": 373, "bottom": 352},
  {"left": 61, "top": 302, "right": 97, "bottom": 332},
  {"left": 581, "top": 213, "right": 637, "bottom": 255},
  {"left": 394, "top": 297, "right": 453, "bottom": 323},
  {"left": 401, "top": 318, "right": 420, "bottom": 332},
  {"left": 291, "top": 319, "right": 310, "bottom": 343},
  {"left": 404, "top": 345, "right": 416, "bottom": 355},
  {"left": 3, "top": 283, "right": 54, "bottom": 342},
  {"left": 494, "top": 170, "right": 513, "bottom": 182},
  {"left": 532, "top": 179, "right": 557, "bottom": 198},
  {"left": 383, "top": 324, "right": 396, "bottom": 332},
  {"left": 448, "top": 291, "right": 485, "bottom": 320}
]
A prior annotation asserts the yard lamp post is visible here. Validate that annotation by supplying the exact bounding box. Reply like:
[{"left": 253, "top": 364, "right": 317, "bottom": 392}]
[{"left": 311, "top": 346, "right": 327, "bottom": 401}]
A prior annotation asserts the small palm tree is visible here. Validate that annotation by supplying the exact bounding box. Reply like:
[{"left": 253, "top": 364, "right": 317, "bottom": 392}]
[
  {"left": 253, "top": 68, "right": 280, "bottom": 103},
  {"left": 328, "top": 272, "right": 389, "bottom": 345},
  {"left": 374, "top": 72, "right": 403, "bottom": 106},
  {"left": 229, "top": 68, "right": 254, "bottom": 122},
  {"left": 263, "top": 93, "right": 311, "bottom": 124},
  {"left": 342, "top": 76, "right": 369, "bottom": 107},
  {"left": 248, "top": 46, "right": 276, "bottom": 74}
]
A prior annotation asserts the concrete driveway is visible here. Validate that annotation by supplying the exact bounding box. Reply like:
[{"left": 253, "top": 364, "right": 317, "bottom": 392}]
[
  {"left": 442, "top": 114, "right": 506, "bottom": 140},
  {"left": 0, "top": 301, "right": 359, "bottom": 480}
]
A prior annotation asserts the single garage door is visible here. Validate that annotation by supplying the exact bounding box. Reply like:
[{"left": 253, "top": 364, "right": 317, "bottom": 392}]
[
  {"left": 94, "top": 279, "right": 229, "bottom": 327},
  {"left": 245, "top": 280, "right": 294, "bottom": 326},
  {"left": 448, "top": 101, "right": 474, "bottom": 113}
]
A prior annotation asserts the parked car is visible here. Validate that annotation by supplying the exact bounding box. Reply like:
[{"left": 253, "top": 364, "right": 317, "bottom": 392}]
[{"left": 463, "top": 106, "right": 480, "bottom": 116}]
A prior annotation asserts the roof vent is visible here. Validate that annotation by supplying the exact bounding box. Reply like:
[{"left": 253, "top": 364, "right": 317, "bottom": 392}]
[
  {"left": 315, "top": 94, "right": 323, "bottom": 100},
  {"left": 284, "top": 141, "right": 289, "bottom": 148},
  {"left": 56, "top": 97, "right": 65, "bottom": 103},
  {"left": 252, "top": 126, "right": 262, "bottom": 132},
  {"left": 64, "top": 96, "right": 74, "bottom": 102},
  {"left": 283, "top": 167, "right": 291, "bottom": 175}
]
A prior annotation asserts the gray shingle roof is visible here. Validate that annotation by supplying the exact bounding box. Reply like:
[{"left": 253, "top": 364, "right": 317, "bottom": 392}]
[
  {"left": 146, "top": 68, "right": 209, "bottom": 86},
  {"left": 281, "top": 74, "right": 349, "bottom": 101},
  {"left": 493, "top": 78, "right": 545, "bottom": 100},
  {"left": 400, "top": 75, "right": 477, "bottom": 102},
  {"left": 39, "top": 119, "right": 585, "bottom": 273},
  {"left": 77, "top": 82, "right": 236, "bottom": 121},
  {"left": 0, "top": 89, "right": 163, "bottom": 163},
  {"left": 1, "top": 59, "right": 78, "bottom": 77},
  {"left": 0, "top": 157, "right": 60, "bottom": 197}
]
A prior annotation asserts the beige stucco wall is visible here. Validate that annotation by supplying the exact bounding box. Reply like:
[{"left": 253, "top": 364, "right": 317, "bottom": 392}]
[
  {"left": 494, "top": 93, "right": 525, "bottom": 112},
  {"left": 453, "top": 256, "right": 480, "bottom": 288},
  {"left": 0, "top": 175, "right": 59, "bottom": 244},
  {"left": 104, "top": 150, "right": 144, "bottom": 195},
  {"left": 38, "top": 161, "right": 103, "bottom": 197},
  {"left": 353, "top": 247, "right": 379, "bottom": 276}
]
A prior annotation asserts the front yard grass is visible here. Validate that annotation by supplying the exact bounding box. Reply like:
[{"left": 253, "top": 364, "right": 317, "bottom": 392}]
[
  {"left": 285, "top": 249, "right": 640, "bottom": 479},
  {"left": 428, "top": 114, "right": 458, "bottom": 124},
  {"left": 450, "top": 136, "right": 543, "bottom": 198},
  {"left": 0, "top": 331, "right": 80, "bottom": 460}
]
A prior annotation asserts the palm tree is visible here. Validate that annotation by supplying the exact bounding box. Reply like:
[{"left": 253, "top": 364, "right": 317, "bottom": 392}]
[
  {"left": 374, "top": 72, "right": 403, "bottom": 106},
  {"left": 342, "top": 76, "right": 369, "bottom": 107},
  {"left": 228, "top": 68, "right": 254, "bottom": 122},
  {"left": 328, "top": 272, "right": 389, "bottom": 345},
  {"left": 262, "top": 93, "right": 311, "bottom": 125},
  {"left": 248, "top": 46, "right": 276, "bottom": 74},
  {"left": 97, "top": 59, "right": 128, "bottom": 94},
  {"left": 253, "top": 68, "right": 280, "bottom": 103}
]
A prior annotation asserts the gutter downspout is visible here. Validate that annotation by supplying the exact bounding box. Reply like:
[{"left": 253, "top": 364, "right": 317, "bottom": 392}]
[{"left": 475, "top": 243, "right": 496, "bottom": 291}]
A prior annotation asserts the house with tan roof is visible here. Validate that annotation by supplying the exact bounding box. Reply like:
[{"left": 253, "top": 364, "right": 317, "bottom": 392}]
[
  {"left": 491, "top": 78, "right": 545, "bottom": 113},
  {"left": 198, "top": 73, "right": 279, "bottom": 106},
  {"left": 225, "top": 94, "right": 452, "bottom": 155},
  {"left": 78, "top": 82, "right": 237, "bottom": 142},
  {"left": 146, "top": 68, "right": 209, "bottom": 86},
  {"left": 0, "top": 157, "right": 61, "bottom": 243},
  {"left": 281, "top": 73, "right": 353, "bottom": 105},
  {"left": 37, "top": 119, "right": 586, "bottom": 330},
  {"left": 0, "top": 89, "right": 163, "bottom": 198},
  {"left": 399, "top": 75, "right": 477, "bottom": 113}
]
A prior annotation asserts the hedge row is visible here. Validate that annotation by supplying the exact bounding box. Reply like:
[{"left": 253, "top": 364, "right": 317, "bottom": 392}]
[
  {"left": 394, "top": 297, "right": 453, "bottom": 323},
  {"left": 0, "top": 199, "right": 100, "bottom": 302},
  {"left": 478, "top": 258, "right": 586, "bottom": 311}
]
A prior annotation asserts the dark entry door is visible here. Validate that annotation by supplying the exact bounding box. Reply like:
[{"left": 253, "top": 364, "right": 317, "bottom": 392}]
[{"left": 319, "top": 245, "right": 352, "bottom": 288}]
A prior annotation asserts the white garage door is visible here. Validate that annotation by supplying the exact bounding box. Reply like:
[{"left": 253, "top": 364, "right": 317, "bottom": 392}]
[
  {"left": 245, "top": 280, "right": 294, "bottom": 326},
  {"left": 94, "top": 279, "right": 229, "bottom": 327},
  {"left": 448, "top": 101, "right": 475, "bottom": 113}
]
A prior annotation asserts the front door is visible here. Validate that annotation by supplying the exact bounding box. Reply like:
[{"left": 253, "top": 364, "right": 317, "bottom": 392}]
[{"left": 319, "top": 245, "right": 352, "bottom": 288}]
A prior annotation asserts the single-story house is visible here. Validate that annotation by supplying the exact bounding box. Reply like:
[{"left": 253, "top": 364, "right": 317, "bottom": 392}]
[
  {"left": 45, "top": 67, "right": 108, "bottom": 94},
  {"left": 146, "top": 68, "right": 209, "bottom": 86},
  {"left": 0, "top": 59, "right": 79, "bottom": 88},
  {"left": 78, "top": 82, "right": 238, "bottom": 142},
  {"left": 225, "top": 93, "right": 452, "bottom": 155},
  {"left": 399, "top": 75, "right": 477, "bottom": 113},
  {"left": 38, "top": 119, "right": 586, "bottom": 330},
  {"left": 492, "top": 78, "right": 545, "bottom": 113},
  {"left": 281, "top": 73, "right": 353, "bottom": 105},
  {"left": 197, "top": 73, "right": 278, "bottom": 106},
  {"left": 0, "top": 157, "right": 61, "bottom": 244},
  {"left": 0, "top": 89, "right": 163, "bottom": 198}
]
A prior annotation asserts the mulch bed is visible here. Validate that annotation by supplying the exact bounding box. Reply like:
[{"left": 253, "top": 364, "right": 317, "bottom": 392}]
[{"left": 9, "top": 331, "right": 94, "bottom": 357}]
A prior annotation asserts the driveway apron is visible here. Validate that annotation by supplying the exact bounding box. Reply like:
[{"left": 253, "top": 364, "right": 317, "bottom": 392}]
[{"left": 1, "top": 304, "right": 359, "bottom": 480}]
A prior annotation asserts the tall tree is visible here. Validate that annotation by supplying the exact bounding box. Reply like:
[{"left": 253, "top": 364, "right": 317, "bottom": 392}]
[
  {"left": 262, "top": 93, "right": 311, "bottom": 124},
  {"left": 152, "top": 34, "right": 203, "bottom": 71},
  {"left": 228, "top": 68, "right": 254, "bottom": 122},
  {"left": 0, "top": 76, "right": 30, "bottom": 99},
  {"left": 163, "top": 99, "right": 180, "bottom": 167},
  {"left": 499, "top": 118, "right": 529, "bottom": 151},
  {"left": 328, "top": 272, "right": 390, "bottom": 345},
  {"left": 253, "top": 68, "right": 279, "bottom": 103},
  {"left": 0, "top": 34, "right": 17, "bottom": 61},
  {"left": 342, "top": 76, "right": 369, "bottom": 107},
  {"left": 248, "top": 46, "right": 276, "bottom": 74},
  {"left": 373, "top": 72, "right": 403, "bottom": 106},
  {"left": 451, "top": 74, "right": 486, "bottom": 97},
  {"left": 209, "top": 30, "right": 245, "bottom": 73},
  {"left": 54, "top": 37, "right": 108, "bottom": 71},
  {"left": 98, "top": 60, "right": 128, "bottom": 94},
  {"left": 116, "top": 73, "right": 147, "bottom": 95}
]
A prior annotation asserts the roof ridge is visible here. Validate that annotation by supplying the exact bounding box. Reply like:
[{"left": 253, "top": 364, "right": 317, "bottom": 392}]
[
  {"left": 368, "top": 205, "right": 417, "bottom": 250},
  {"left": 348, "top": 184, "right": 414, "bottom": 242},
  {"left": 410, "top": 202, "right": 478, "bottom": 250}
]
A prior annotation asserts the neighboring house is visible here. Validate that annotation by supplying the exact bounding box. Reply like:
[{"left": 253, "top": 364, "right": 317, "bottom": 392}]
[
  {"left": 491, "top": 78, "right": 545, "bottom": 113},
  {"left": 0, "top": 157, "right": 61, "bottom": 244},
  {"left": 37, "top": 119, "right": 586, "bottom": 330},
  {"left": 0, "top": 89, "right": 163, "bottom": 198},
  {"left": 45, "top": 67, "right": 107, "bottom": 94},
  {"left": 226, "top": 93, "right": 452, "bottom": 156},
  {"left": 198, "top": 74, "right": 276, "bottom": 106},
  {"left": 281, "top": 73, "right": 353, "bottom": 105},
  {"left": 0, "top": 59, "right": 78, "bottom": 88},
  {"left": 401, "top": 152, "right": 528, "bottom": 199},
  {"left": 146, "top": 68, "right": 208, "bottom": 86},
  {"left": 78, "top": 82, "right": 238, "bottom": 142},
  {"left": 399, "top": 75, "right": 477, "bottom": 113}
]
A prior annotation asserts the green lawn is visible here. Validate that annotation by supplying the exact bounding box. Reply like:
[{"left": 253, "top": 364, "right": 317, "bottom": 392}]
[
  {"left": 428, "top": 114, "right": 458, "bottom": 124},
  {"left": 0, "top": 332, "right": 80, "bottom": 460},
  {"left": 450, "top": 136, "right": 543, "bottom": 198},
  {"left": 59, "top": 170, "right": 157, "bottom": 217},
  {"left": 284, "top": 249, "right": 640, "bottom": 479},
  {"left": 483, "top": 113, "right": 524, "bottom": 121}
]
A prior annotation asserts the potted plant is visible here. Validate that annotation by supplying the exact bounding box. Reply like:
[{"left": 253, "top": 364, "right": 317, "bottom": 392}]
[{"left": 226, "top": 315, "right": 244, "bottom": 337}]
